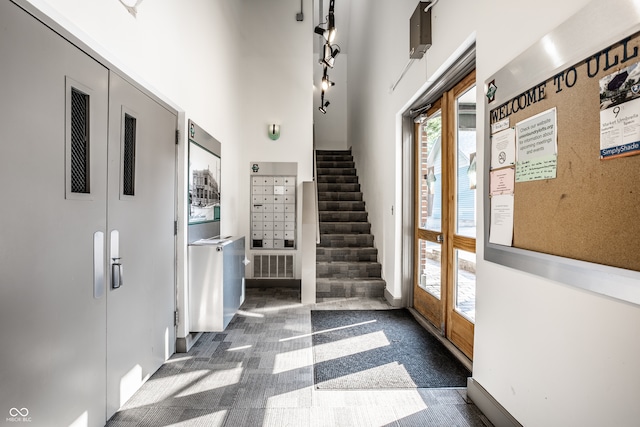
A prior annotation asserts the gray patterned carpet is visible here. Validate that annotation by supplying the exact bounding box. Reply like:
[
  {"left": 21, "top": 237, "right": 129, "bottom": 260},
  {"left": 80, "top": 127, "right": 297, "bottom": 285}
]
[{"left": 311, "top": 309, "right": 470, "bottom": 389}]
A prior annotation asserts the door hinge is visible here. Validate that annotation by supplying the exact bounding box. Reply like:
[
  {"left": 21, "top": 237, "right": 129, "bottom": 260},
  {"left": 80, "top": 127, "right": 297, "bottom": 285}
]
[
  {"left": 175, "top": 129, "right": 180, "bottom": 145},
  {"left": 174, "top": 220, "right": 178, "bottom": 236},
  {"left": 174, "top": 310, "right": 179, "bottom": 326}
]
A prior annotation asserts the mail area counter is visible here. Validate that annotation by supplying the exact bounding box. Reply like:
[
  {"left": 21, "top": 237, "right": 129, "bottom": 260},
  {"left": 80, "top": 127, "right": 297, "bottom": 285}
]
[{"left": 188, "top": 236, "right": 246, "bottom": 332}]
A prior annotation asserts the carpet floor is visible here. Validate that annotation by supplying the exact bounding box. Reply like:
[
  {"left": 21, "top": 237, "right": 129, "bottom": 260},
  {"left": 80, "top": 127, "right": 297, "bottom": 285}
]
[{"left": 311, "top": 309, "right": 471, "bottom": 389}]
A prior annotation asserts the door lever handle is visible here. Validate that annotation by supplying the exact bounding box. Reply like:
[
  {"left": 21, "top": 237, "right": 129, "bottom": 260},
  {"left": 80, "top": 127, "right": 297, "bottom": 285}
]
[
  {"left": 436, "top": 234, "right": 444, "bottom": 243},
  {"left": 110, "top": 230, "right": 122, "bottom": 289},
  {"left": 112, "top": 257, "right": 123, "bottom": 289}
]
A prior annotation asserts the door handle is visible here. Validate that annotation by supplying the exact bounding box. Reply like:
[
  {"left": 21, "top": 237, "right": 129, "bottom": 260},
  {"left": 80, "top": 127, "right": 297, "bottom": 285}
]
[
  {"left": 93, "top": 231, "right": 105, "bottom": 298},
  {"left": 436, "top": 234, "right": 444, "bottom": 243},
  {"left": 111, "top": 257, "right": 123, "bottom": 289},
  {"left": 110, "top": 230, "right": 122, "bottom": 289}
]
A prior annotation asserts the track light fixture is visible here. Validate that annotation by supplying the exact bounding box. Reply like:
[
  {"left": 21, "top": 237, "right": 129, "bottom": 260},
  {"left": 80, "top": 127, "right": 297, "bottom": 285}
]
[
  {"left": 319, "top": 91, "right": 330, "bottom": 114},
  {"left": 327, "top": 13, "right": 336, "bottom": 43},
  {"left": 315, "top": 0, "right": 337, "bottom": 114},
  {"left": 321, "top": 77, "right": 335, "bottom": 91},
  {"left": 321, "top": 44, "right": 341, "bottom": 68},
  {"left": 315, "top": 0, "right": 336, "bottom": 43},
  {"left": 321, "top": 68, "right": 335, "bottom": 91},
  {"left": 319, "top": 100, "right": 330, "bottom": 114},
  {"left": 314, "top": 23, "right": 336, "bottom": 43}
]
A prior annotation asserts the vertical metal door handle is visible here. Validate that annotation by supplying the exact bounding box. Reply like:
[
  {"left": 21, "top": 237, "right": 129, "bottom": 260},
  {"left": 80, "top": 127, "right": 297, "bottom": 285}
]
[
  {"left": 93, "top": 231, "right": 105, "bottom": 298},
  {"left": 111, "top": 258, "right": 123, "bottom": 289},
  {"left": 110, "top": 230, "right": 122, "bottom": 289}
]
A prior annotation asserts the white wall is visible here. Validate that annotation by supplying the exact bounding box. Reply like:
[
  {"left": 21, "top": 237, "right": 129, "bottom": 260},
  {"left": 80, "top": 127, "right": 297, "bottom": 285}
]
[
  {"left": 343, "top": 0, "right": 640, "bottom": 426},
  {"left": 235, "top": 0, "right": 314, "bottom": 279}
]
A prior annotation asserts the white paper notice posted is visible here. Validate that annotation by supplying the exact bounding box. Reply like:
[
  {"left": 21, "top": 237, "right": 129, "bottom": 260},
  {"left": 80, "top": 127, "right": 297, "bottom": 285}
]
[
  {"left": 599, "top": 62, "right": 640, "bottom": 160},
  {"left": 489, "top": 194, "right": 514, "bottom": 246},
  {"left": 516, "top": 155, "right": 557, "bottom": 182},
  {"left": 491, "top": 128, "right": 516, "bottom": 169},
  {"left": 489, "top": 167, "right": 515, "bottom": 195},
  {"left": 515, "top": 108, "right": 557, "bottom": 182}
]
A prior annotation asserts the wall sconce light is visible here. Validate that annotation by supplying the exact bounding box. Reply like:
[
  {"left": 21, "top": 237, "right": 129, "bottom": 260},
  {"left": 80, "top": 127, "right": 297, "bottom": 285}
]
[{"left": 268, "top": 124, "right": 281, "bottom": 140}]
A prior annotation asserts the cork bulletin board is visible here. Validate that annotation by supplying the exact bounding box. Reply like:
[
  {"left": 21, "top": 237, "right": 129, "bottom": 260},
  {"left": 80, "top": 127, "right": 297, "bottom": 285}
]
[
  {"left": 488, "top": 32, "right": 640, "bottom": 272},
  {"left": 483, "top": 0, "right": 640, "bottom": 306}
]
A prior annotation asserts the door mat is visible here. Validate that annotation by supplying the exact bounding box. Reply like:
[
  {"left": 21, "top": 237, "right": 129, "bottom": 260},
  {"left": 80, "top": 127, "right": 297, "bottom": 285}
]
[{"left": 311, "top": 309, "right": 470, "bottom": 389}]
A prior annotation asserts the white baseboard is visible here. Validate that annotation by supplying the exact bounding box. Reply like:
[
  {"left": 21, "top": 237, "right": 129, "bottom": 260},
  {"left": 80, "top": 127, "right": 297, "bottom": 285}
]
[
  {"left": 384, "top": 288, "right": 403, "bottom": 307},
  {"left": 176, "top": 332, "right": 202, "bottom": 353},
  {"left": 467, "top": 378, "right": 523, "bottom": 427}
]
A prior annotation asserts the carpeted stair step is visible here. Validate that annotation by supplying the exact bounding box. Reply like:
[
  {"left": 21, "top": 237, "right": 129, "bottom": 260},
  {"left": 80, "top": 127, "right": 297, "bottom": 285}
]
[
  {"left": 318, "top": 191, "right": 363, "bottom": 201},
  {"left": 316, "top": 167, "right": 356, "bottom": 176},
  {"left": 317, "top": 175, "right": 359, "bottom": 184},
  {"left": 317, "top": 183, "right": 361, "bottom": 192},
  {"left": 320, "top": 222, "right": 371, "bottom": 234},
  {"left": 318, "top": 200, "right": 365, "bottom": 211},
  {"left": 316, "top": 149, "right": 352, "bottom": 155},
  {"left": 319, "top": 211, "right": 368, "bottom": 222},
  {"left": 319, "top": 233, "right": 374, "bottom": 248},
  {"left": 316, "top": 247, "right": 379, "bottom": 262},
  {"left": 317, "top": 261, "right": 382, "bottom": 279},
  {"left": 316, "top": 155, "right": 353, "bottom": 163},
  {"left": 315, "top": 278, "right": 385, "bottom": 298},
  {"left": 316, "top": 160, "right": 355, "bottom": 169}
]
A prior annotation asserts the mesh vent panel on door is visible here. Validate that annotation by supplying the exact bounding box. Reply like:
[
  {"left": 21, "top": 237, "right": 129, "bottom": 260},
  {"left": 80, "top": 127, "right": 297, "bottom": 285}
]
[
  {"left": 70, "top": 88, "right": 90, "bottom": 193},
  {"left": 122, "top": 114, "right": 136, "bottom": 196}
]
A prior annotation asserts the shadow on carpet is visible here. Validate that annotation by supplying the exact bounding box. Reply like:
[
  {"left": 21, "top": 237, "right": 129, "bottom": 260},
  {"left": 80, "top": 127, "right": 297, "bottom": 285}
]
[{"left": 311, "top": 309, "right": 470, "bottom": 389}]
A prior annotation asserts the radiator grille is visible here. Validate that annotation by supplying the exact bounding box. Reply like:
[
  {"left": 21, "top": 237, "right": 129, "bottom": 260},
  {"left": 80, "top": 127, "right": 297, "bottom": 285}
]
[
  {"left": 70, "top": 88, "right": 90, "bottom": 193},
  {"left": 253, "top": 254, "right": 294, "bottom": 278},
  {"left": 122, "top": 114, "right": 137, "bottom": 196}
]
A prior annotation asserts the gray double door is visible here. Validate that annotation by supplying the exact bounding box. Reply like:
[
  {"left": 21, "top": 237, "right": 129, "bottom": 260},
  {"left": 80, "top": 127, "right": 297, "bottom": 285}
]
[{"left": 0, "top": 2, "right": 177, "bottom": 425}]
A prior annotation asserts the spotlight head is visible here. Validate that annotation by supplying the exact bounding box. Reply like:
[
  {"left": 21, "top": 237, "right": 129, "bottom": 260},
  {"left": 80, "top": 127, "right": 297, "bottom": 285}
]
[
  {"left": 314, "top": 25, "right": 325, "bottom": 37},
  {"left": 321, "top": 75, "right": 335, "bottom": 91},
  {"left": 327, "top": 14, "right": 336, "bottom": 43},
  {"left": 319, "top": 100, "right": 330, "bottom": 114},
  {"left": 322, "top": 44, "right": 340, "bottom": 68}
]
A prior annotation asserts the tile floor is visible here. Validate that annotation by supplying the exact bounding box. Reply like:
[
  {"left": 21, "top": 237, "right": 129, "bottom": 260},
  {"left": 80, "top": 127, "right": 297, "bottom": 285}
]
[{"left": 107, "top": 288, "right": 492, "bottom": 427}]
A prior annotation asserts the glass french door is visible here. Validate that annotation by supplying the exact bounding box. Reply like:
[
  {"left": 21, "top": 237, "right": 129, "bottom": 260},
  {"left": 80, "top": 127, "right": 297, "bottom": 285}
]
[{"left": 413, "top": 71, "right": 477, "bottom": 360}]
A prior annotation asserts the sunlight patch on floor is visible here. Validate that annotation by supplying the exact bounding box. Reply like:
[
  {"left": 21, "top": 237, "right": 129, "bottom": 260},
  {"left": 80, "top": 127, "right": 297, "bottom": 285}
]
[
  {"left": 313, "top": 331, "right": 390, "bottom": 363},
  {"left": 174, "top": 367, "right": 243, "bottom": 397},
  {"left": 279, "top": 319, "right": 377, "bottom": 342},
  {"left": 228, "top": 345, "right": 252, "bottom": 351},
  {"left": 272, "top": 348, "right": 313, "bottom": 374},
  {"left": 236, "top": 309, "right": 265, "bottom": 318},
  {"left": 317, "top": 362, "right": 418, "bottom": 388}
]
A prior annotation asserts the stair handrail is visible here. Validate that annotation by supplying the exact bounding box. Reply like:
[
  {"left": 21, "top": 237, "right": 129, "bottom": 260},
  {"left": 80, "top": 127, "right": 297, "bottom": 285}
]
[{"left": 313, "top": 142, "right": 320, "bottom": 244}]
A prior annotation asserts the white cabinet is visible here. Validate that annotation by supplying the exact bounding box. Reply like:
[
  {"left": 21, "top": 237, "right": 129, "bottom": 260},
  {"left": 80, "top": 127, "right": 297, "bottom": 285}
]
[{"left": 189, "top": 236, "right": 245, "bottom": 332}]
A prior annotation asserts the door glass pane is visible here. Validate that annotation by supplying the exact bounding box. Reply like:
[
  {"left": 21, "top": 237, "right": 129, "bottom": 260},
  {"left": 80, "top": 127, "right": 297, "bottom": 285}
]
[
  {"left": 418, "top": 111, "right": 442, "bottom": 232},
  {"left": 454, "top": 249, "right": 476, "bottom": 322},
  {"left": 455, "top": 85, "right": 476, "bottom": 238},
  {"left": 418, "top": 239, "right": 441, "bottom": 299}
]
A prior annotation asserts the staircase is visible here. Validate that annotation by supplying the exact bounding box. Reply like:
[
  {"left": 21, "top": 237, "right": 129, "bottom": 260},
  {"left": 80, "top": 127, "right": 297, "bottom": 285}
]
[{"left": 315, "top": 149, "right": 386, "bottom": 298}]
